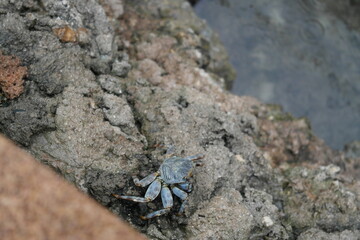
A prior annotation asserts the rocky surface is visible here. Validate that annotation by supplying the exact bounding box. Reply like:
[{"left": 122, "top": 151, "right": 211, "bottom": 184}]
[
  {"left": 298, "top": 228, "right": 360, "bottom": 240},
  {"left": 0, "top": 0, "right": 359, "bottom": 239}
]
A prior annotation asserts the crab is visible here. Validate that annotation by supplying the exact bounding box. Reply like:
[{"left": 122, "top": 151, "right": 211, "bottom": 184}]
[{"left": 113, "top": 151, "right": 204, "bottom": 220}]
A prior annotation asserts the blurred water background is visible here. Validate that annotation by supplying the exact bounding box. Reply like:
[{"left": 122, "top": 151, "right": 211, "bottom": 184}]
[{"left": 194, "top": 0, "right": 360, "bottom": 149}]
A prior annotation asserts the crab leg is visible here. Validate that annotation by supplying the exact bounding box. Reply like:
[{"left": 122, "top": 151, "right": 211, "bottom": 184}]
[
  {"left": 150, "top": 143, "right": 176, "bottom": 156},
  {"left": 172, "top": 186, "right": 188, "bottom": 213},
  {"left": 112, "top": 195, "right": 149, "bottom": 203},
  {"left": 133, "top": 172, "right": 158, "bottom": 187},
  {"left": 161, "top": 186, "right": 173, "bottom": 208},
  {"left": 141, "top": 185, "right": 173, "bottom": 220},
  {"left": 178, "top": 182, "right": 192, "bottom": 192},
  {"left": 114, "top": 179, "right": 161, "bottom": 203},
  {"left": 165, "top": 145, "right": 176, "bottom": 156},
  {"left": 141, "top": 208, "right": 170, "bottom": 220},
  {"left": 144, "top": 179, "right": 162, "bottom": 200},
  {"left": 183, "top": 154, "right": 205, "bottom": 161}
]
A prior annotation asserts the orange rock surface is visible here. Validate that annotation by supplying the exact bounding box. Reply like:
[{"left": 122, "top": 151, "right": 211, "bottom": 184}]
[
  {"left": 0, "top": 135, "right": 146, "bottom": 240},
  {"left": 0, "top": 51, "right": 27, "bottom": 99}
]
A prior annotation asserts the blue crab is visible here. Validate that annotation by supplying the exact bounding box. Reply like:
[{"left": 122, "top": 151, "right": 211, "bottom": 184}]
[{"left": 113, "top": 152, "right": 204, "bottom": 219}]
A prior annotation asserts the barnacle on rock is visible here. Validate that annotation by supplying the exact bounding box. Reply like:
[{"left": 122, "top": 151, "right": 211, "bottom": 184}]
[
  {"left": 53, "top": 26, "right": 89, "bottom": 43},
  {"left": 53, "top": 26, "right": 77, "bottom": 42}
]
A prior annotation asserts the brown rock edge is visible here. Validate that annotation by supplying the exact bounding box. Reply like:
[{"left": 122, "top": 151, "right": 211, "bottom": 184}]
[{"left": 0, "top": 135, "right": 146, "bottom": 240}]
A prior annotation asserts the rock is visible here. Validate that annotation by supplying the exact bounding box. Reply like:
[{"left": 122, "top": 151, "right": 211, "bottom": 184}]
[
  {"left": 283, "top": 166, "right": 359, "bottom": 233},
  {"left": 99, "top": 0, "right": 125, "bottom": 19},
  {"left": 0, "top": 0, "right": 359, "bottom": 239},
  {"left": 137, "top": 59, "right": 164, "bottom": 85},
  {"left": 256, "top": 104, "right": 360, "bottom": 180},
  {"left": 187, "top": 188, "right": 253, "bottom": 240},
  {"left": 98, "top": 74, "right": 123, "bottom": 95},
  {"left": 103, "top": 93, "right": 134, "bottom": 127},
  {"left": 96, "top": 34, "right": 114, "bottom": 55},
  {"left": 147, "top": 224, "right": 168, "bottom": 240},
  {"left": 0, "top": 135, "right": 146, "bottom": 240},
  {"left": 0, "top": 51, "right": 27, "bottom": 99},
  {"left": 0, "top": 88, "right": 56, "bottom": 146},
  {"left": 123, "top": 0, "right": 236, "bottom": 88},
  {"left": 243, "top": 187, "right": 290, "bottom": 239},
  {"left": 102, "top": 93, "right": 144, "bottom": 139},
  {"left": 111, "top": 59, "right": 131, "bottom": 77},
  {"left": 298, "top": 228, "right": 360, "bottom": 240}
]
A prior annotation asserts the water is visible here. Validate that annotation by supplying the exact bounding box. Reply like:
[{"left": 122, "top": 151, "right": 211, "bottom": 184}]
[{"left": 195, "top": 0, "right": 360, "bottom": 149}]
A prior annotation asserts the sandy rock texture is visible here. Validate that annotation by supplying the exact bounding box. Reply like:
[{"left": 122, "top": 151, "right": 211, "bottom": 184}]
[
  {"left": 0, "top": 0, "right": 359, "bottom": 239},
  {"left": 297, "top": 228, "right": 360, "bottom": 240},
  {"left": 0, "top": 135, "right": 146, "bottom": 240}
]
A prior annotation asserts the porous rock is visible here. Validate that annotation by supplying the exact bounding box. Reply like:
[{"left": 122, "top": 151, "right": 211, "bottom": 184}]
[
  {"left": 98, "top": 74, "right": 123, "bottom": 95},
  {"left": 187, "top": 188, "right": 253, "bottom": 240},
  {"left": 298, "top": 228, "right": 360, "bottom": 240},
  {"left": 0, "top": 0, "right": 359, "bottom": 239}
]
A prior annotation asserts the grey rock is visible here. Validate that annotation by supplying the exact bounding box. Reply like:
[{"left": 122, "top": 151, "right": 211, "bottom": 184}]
[
  {"left": 187, "top": 188, "right": 253, "bottom": 240},
  {"left": 96, "top": 34, "right": 114, "bottom": 55},
  {"left": 111, "top": 59, "right": 131, "bottom": 77},
  {"left": 244, "top": 187, "right": 290, "bottom": 239},
  {"left": 283, "top": 166, "right": 360, "bottom": 233},
  {"left": 298, "top": 228, "right": 360, "bottom": 240},
  {"left": 1, "top": 0, "right": 359, "bottom": 240},
  {"left": 0, "top": 86, "right": 56, "bottom": 146},
  {"left": 127, "top": 0, "right": 236, "bottom": 88},
  {"left": 121, "top": 83, "right": 281, "bottom": 238},
  {"left": 100, "top": 0, "right": 125, "bottom": 19},
  {"left": 0, "top": 0, "right": 134, "bottom": 191},
  {"left": 0, "top": 0, "right": 131, "bottom": 146},
  {"left": 102, "top": 93, "right": 140, "bottom": 137},
  {"left": 98, "top": 74, "right": 123, "bottom": 95},
  {"left": 89, "top": 55, "right": 112, "bottom": 74},
  {"left": 147, "top": 225, "right": 168, "bottom": 240}
]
